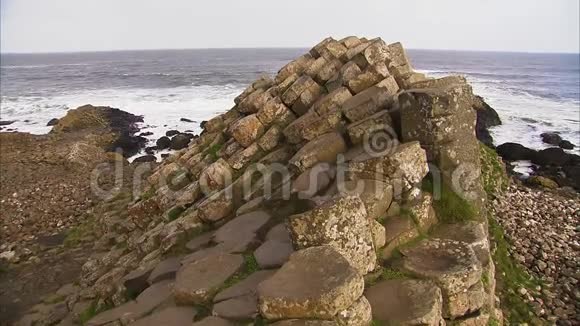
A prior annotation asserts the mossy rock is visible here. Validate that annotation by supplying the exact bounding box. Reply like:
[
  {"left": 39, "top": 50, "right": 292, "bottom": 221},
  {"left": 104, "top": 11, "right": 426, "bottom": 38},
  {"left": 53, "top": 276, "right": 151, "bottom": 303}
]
[
  {"left": 479, "top": 143, "right": 509, "bottom": 198},
  {"left": 51, "top": 105, "right": 111, "bottom": 133},
  {"left": 422, "top": 178, "right": 477, "bottom": 223},
  {"left": 527, "top": 175, "right": 559, "bottom": 189}
]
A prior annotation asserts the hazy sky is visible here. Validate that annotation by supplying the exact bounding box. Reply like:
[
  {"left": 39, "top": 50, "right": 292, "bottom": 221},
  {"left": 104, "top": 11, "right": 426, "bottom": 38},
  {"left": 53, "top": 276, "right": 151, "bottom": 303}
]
[{"left": 1, "top": 0, "right": 579, "bottom": 53}]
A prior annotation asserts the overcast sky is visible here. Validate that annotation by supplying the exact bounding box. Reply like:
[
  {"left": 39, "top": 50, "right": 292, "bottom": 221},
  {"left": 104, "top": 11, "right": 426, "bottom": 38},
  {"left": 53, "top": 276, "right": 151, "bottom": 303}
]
[{"left": 1, "top": 0, "right": 579, "bottom": 53}]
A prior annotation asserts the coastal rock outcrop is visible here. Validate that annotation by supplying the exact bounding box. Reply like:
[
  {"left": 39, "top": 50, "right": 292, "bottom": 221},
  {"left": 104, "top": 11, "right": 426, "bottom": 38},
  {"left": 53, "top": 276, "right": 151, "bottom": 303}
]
[
  {"left": 496, "top": 141, "right": 580, "bottom": 190},
  {"left": 50, "top": 104, "right": 147, "bottom": 157},
  {"left": 12, "top": 36, "right": 504, "bottom": 326}
]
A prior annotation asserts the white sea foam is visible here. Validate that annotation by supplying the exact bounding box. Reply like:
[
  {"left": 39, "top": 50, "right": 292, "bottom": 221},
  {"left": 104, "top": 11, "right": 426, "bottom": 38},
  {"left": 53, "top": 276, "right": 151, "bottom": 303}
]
[
  {"left": 0, "top": 85, "right": 244, "bottom": 158},
  {"left": 418, "top": 69, "right": 580, "bottom": 154},
  {"left": 2, "top": 69, "right": 579, "bottom": 163}
]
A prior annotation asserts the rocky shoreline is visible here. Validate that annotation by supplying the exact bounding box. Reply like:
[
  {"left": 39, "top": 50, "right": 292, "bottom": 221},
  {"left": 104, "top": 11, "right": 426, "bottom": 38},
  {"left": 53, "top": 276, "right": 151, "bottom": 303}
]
[
  {"left": 492, "top": 183, "right": 579, "bottom": 325},
  {"left": 0, "top": 36, "right": 578, "bottom": 326},
  {"left": 496, "top": 142, "right": 580, "bottom": 191}
]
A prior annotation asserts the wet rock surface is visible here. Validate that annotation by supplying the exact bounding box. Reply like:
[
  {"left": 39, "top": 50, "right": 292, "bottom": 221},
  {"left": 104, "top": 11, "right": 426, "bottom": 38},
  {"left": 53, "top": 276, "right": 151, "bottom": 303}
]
[{"left": 496, "top": 141, "right": 580, "bottom": 190}]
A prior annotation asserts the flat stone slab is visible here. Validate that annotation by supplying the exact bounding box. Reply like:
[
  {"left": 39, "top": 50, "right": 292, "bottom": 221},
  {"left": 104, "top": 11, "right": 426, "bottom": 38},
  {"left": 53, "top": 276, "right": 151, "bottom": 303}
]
[
  {"left": 399, "top": 238, "right": 482, "bottom": 295},
  {"left": 147, "top": 256, "right": 181, "bottom": 284},
  {"left": 213, "top": 210, "right": 272, "bottom": 244},
  {"left": 214, "top": 270, "right": 276, "bottom": 302},
  {"left": 265, "top": 223, "right": 292, "bottom": 243},
  {"left": 192, "top": 316, "right": 235, "bottom": 326},
  {"left": 212, "top": 295, "right": 258, "bottom": 321},
  {"left": 257, "top": 245, "right": 364, "bottom": 320},
  {"left": 185, "top": 232, "right": 214, "bottom": 252},
  {"left": 254, "top": 240, "right": 294, "bottom": 269},
  {"left": 431, "top": 221, "right": 490, "bottom": 266},
  {"left": 128, "top": 306, "right": 197, "bottom": 326},
  {"left": 181, "top": 240, "right": 255, "bottom": 265},
  {"left": 365, "top": 279, "right": 444, "bottom": 325},
  {"left": 174, "top": 253, "right": 244, "bottom": 305},
  {"left": 122, "top": 264, "right": 155, "bottom": 296},
  {"left": 88, "top": 280, "right": 174, "bottom": 325}
]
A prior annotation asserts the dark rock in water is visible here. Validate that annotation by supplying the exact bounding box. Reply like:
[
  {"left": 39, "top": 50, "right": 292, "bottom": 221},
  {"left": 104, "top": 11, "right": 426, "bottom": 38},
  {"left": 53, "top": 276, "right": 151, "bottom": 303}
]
[
  {"left": 559, "top": 140, "right": 575, "bottom": 150},
  {"left": 111, "top": 134, "right": 148, "bottom": 157},
  {"left": 184, "top": 130, "right": 193, "bottom": 133},
  {"left": 496, "top": 142, "right": 535, "bottom": 161},
  {"left": 473, "top": 96, "right": 501, "bottom": 148},
  {"left": 562, "top": 164, "right": 580, "bottom": 189},
  {"left": 200, "top": 120, "right": 208, "bottom": 129},
  {"left": 532, "top": 147, "right": 571, "bottom": 166},
  {"left": 166, "top": 130, "right": 180, "bottom": 137},
  {"left": 145, "top": 146, "right": 157, "bottom": 154},
  {"left": 139, "top": 131, "right": 153, "bottom": 137},
  {"left": 170, "top": 133, "right": 193, "bottom": 150},
  {"left": 0, "top": 120, "right": 15, "bottom": 126},
  {"left": 156, "top": 136, "right": 171, "bottom": 149},
  {"left": 540, "top": 132, "right": 562, "bottom": 146},
  {"left": 50, "top": 105, "right": 146, "bottom": 157},
  {"left": 133, "top": 155, "right": 157, "bottom": 163},
  {"left": 46, "top": 118, "right": 60, "bottom": 126},
  {"left": 161, "top": 153, "right": 170, "bottom": 159},
  {"left": 180, "top": 118, "right": 195, "bottom": 123},
  {"left": 104, "top": 108, "right": 146, "bottom": 157}
]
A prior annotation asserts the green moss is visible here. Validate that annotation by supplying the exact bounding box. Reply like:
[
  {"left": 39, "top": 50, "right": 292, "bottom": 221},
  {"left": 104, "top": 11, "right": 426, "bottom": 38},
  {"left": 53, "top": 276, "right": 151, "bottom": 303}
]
[
  {"left": 481, "top": 271, "right": 490, "bottom": 289},
  {"left": 380, "top": 267, "right": 408, "bottom": 281},
  {"left": 43, "top": 294, "right": 66, "bottom": 304},
  {"left": 206, "top": 143, "right": 223, "bottom": 161},
  {"left": 395, "top": 233, "right": 426, "bottom": 254},
  {"left": 489, "top": 217, "right": 543, "bottom": 324},
  {"left": 78, "top": 301, "right": 114, "bottom": 325},
  {"left": 487, "top": 318, "right": 500, "bottom": 326},
  {"left": 64, "top": 216, "right": 96, "bottom": 247},
  {"left": 422, "top": 178, "right": 476, "bottom": 223},
  {"left": 366, "top": 266, "right": 410, "bottom": 287},
  {"left": 479, "top": 143, "right": 509, "bottom": 198},
  {"left": 222, "top": 253, "right": 260, "bottom": 289},
  {"left": 376, "top": 215, "right": 387, "bottom": 224},
  {"left": 140, "top": 187, "right": 156, "bottom": 201},
  {"left": 167, "top": 206, "right": 185, "bottom": 221},
  {"left": 254, "top": 316, "right": 268, "bottom": 326}
]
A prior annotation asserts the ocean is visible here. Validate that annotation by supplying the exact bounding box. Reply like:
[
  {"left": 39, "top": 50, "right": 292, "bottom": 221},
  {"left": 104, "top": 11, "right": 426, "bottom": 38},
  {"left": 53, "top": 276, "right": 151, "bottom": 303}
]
[{"left": 1, "top": 48, "right": 579, "bottom": 157}]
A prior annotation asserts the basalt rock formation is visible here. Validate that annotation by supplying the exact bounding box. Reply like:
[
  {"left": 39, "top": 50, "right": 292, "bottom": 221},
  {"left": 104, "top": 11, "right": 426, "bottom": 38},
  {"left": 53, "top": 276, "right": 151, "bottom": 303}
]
[
  {"left": 16, "top": 37, "right": 503, "bottom": 326},
  {"left": 50, "top": 104, "right": 147, "bottom": 157}
]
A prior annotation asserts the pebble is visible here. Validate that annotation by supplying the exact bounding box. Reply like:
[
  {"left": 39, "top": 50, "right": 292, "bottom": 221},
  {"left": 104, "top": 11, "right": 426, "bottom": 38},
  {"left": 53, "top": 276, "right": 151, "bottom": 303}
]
[{"left": 493, "top": 184, "right": 580, "bottom": 324}]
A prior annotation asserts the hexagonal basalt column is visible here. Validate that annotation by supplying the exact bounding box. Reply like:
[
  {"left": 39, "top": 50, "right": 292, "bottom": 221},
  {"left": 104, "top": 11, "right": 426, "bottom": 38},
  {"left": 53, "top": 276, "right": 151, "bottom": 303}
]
[
  {"left": 257, "top": 246, "right": 364, "bottom": 320},
  {"left": 399, "top": 238, "right": 484, "bottom": 319},
  {"left": 288, "top": 195, "right": 377, "bottom": 274}
]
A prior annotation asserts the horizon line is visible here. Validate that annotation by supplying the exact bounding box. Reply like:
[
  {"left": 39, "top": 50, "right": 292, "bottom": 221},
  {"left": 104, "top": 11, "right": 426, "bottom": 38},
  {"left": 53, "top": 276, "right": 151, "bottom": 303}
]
[{"left": 1, "top": 45, "right": 579, "bottom": 56}]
